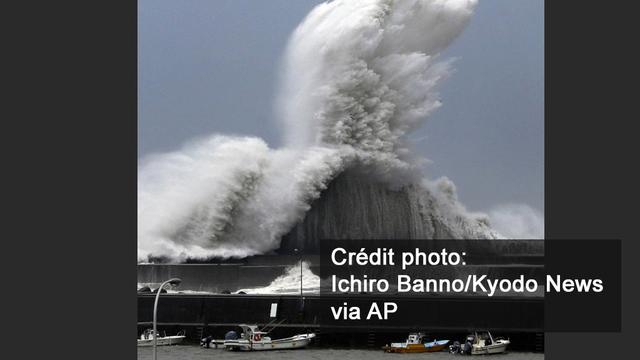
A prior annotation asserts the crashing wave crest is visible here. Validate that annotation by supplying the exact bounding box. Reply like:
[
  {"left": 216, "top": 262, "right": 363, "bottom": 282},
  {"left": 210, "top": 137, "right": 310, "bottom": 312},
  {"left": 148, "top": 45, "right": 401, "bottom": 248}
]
[{"left": 138, "top": 0, "right": 496, "bottom": 262}]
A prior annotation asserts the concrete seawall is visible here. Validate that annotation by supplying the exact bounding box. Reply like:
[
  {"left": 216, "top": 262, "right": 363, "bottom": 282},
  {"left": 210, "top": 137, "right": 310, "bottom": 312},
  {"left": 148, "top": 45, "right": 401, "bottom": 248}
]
[
  {"left": 138, "top": 240, "right": 545, "bottom": 350},
  {"left": 138, "top": 293, "right": 544, "bottom": 350},
  {"left": 138, "top": 240, "right": 543, "bottom": 293}
]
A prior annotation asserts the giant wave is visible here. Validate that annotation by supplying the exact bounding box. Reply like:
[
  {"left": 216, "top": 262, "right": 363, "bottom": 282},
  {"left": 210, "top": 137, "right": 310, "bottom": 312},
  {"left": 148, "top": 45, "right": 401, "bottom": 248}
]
[{"left": 138, "top": 0, "right": 500, "bottom": 263}]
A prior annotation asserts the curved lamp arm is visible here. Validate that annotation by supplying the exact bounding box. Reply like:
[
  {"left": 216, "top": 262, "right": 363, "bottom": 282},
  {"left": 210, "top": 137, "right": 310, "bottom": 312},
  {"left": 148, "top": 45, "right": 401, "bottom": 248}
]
[{"left": 153, "top": 278, "right": 181, "bottom": 360}]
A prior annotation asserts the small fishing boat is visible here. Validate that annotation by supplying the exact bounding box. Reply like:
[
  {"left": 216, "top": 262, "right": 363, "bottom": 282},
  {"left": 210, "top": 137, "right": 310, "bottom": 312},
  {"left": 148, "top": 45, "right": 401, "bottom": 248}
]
[
  {"left": 137, "top": 329, "right": 186, "bottom": 347},
  {"left": 383, "top": 332, "right": 450, "bottom": 353},
  {"left": 223, "top": 324, "right": 315, "bottom": 351},
  {"left": 449, "top": 331, "right": 510, "bottom": 355}
]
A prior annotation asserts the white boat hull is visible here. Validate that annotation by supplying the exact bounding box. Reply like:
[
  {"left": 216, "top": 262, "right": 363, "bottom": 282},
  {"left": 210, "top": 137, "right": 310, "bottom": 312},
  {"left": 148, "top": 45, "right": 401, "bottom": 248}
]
[
  {"left": 471, "top": 341, "right": 510, "bottom": 355},
  {"left": 224, "top": 333, "right": 315, "bottom": 351},
  {"left": 137, "top": 336, "right": 186, "bottom": 347}
]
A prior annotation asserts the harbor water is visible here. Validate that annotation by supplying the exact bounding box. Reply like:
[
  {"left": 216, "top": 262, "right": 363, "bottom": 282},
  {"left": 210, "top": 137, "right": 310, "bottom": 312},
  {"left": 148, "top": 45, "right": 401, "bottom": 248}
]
[{"left": 137, "top": 346, "right": 544, "bottom": 360}]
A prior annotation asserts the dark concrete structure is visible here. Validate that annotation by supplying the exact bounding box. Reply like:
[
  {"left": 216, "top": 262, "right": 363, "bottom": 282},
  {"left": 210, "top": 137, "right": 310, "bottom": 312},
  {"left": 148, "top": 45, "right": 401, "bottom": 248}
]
[{"left": 138, "top": 293, "right": 543, "bottom": 350}]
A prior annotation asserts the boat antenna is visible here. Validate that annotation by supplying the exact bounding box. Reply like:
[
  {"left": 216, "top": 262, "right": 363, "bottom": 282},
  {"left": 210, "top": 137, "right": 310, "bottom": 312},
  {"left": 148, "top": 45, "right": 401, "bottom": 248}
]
[
  {"left": 260, "top": 318, "right": 279, "bottom": 331},
  {"left": 262, "top": 318, "right": 287, "bottom": 333}
]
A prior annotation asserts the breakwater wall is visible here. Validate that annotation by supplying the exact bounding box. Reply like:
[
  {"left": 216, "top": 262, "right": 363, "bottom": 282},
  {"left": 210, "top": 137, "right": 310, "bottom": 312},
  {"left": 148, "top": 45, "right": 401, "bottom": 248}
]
[
  {"left": 138, "top": 240, "right": 543, "bottom": 293},
  {"left": 138, "top": 293, "right": 544, "bottom": 351},
  {"left": 138, "top": 240, "right": 545, "bottom": 350}
]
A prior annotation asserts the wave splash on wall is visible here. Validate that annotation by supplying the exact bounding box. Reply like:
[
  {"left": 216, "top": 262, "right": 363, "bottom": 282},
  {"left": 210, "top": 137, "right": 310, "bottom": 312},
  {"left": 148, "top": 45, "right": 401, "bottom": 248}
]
[
  {"left": 138, "top": 0, "right": 498, "bottom": 263},
  {"left": 238, "top": 262, "right": 320, "bottom": 295}
]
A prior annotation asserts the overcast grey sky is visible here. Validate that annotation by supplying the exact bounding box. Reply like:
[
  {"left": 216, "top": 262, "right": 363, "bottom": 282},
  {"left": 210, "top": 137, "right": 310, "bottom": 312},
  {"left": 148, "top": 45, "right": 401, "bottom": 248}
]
[{"left": 138, "top": 0, "right": 543, "bottom": 214}]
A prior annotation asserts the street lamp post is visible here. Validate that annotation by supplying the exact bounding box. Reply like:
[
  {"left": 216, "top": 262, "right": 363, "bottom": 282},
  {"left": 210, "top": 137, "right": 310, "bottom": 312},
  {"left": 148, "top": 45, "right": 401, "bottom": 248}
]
[
  {"left": 153, "top": 278, "right": 181, "bottom": 360},
  {"left": 294, "top": 248, "right": 302, "bottom": 298},
  {"left": 293, "top": 248, "right": 304, "bottom": 323}
]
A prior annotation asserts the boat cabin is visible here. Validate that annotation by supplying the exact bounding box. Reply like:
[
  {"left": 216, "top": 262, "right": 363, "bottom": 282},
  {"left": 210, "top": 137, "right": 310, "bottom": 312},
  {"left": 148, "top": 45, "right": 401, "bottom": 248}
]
[
  {"left": 237, "top": 324, "right": 270, "bottom": 342},
  {"left": 140, "top": 329, "right": 157, "bottom": 340},
  {"left": 469, "top": 331, "right": 495, "bottom": 347},
  {"left": 406, "top": 332, "right": 426, "bottom": 344}
]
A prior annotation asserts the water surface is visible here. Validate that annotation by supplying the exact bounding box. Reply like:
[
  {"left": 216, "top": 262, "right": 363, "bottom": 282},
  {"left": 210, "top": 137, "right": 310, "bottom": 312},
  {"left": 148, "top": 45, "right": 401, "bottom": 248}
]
[{"left": 138, "top": 346, "right": 544, "bottom": 360}]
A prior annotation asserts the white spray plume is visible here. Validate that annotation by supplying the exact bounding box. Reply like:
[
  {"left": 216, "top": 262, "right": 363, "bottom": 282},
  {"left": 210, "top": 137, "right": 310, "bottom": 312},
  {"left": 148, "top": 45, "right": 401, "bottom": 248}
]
[
  {"left": 138, "top": 136, "right": 355, "bottom": 261},
  {"left": 239, "top": 261, "right": 320, "bottom": 295},
  {"left": 138, "top": 0, "right": 486, "bottom": 262},
  {"left": 487, "top": 204, "right": 544, "bottom": 239},
  {"left": 278, "top": 0, "right": 477, "bottom": 156}
]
